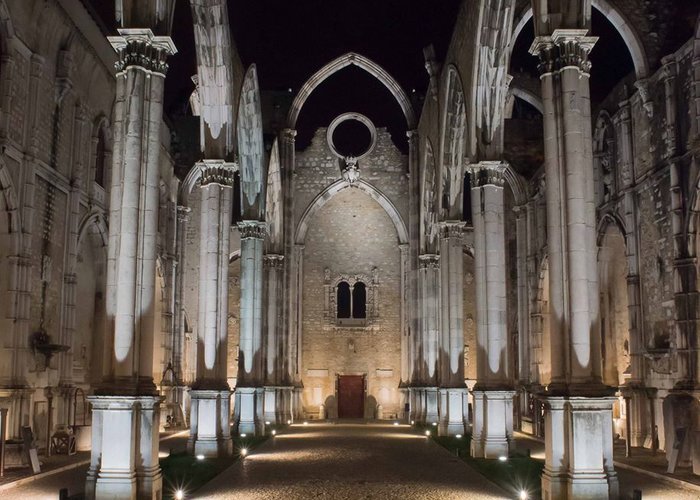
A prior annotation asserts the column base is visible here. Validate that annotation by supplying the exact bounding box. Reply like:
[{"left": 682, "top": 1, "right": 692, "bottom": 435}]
[
  {"left": 235, "top": 387, "right": 264, "bottom": 435},
  {"left": 263, "top": 386, "right": 294, "bottom": 426},
  {"left": 425, "top": 387, "right": 439, "bottom": 425},
  {"left": 86, "top": 395, "right": 162, "bottom": 500},
  {"left": 541, "top": 396, "right": 618, "bottom": 500},
  {"left": 438, "top": 388, "right": 467, "bottom": 436},
  {"left": 187, "top": 390, "right": 232, "bottom": 458},
  {"left": 470, "top": 390, "right": 515, "bottom": 458}
]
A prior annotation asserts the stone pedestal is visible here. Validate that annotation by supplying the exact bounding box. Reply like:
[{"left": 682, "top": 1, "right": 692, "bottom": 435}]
[
  {"left": 425, "top": 387, "right": 439, "bottom": 424},
  {"left": 236, "top": 387, "right": 264, "bottom": 434},
  {"left": 470, "top": 390, "right": 515, "bottom": 458},
  {"left": 438, "top": 388, "right": 467, "bottom": 436},
  {"left": 86, "top": 396, "right": 162, "bottom": 500},
  {"left": 541, "top": 397, "right": 618, "bottom": 500},
  {"left": 263, "top": 386, "right": 293, "bottom": 426},
  {"left": 187, "top": 390, "right": 232, "bottom": 457}
]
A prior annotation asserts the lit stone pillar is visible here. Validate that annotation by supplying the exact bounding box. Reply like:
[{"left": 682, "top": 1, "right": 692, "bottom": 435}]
[
  {"left": 530, "top": 30, "right": 618, "bottom": 499},
  {"left": 188, "top": 160, "right": 236, "bottom": 457},
  {"left": 468, "top": 161, "right": 514, "bottom": 458},
  {"left": 235, "top": 221, "right": 266, "bottom": 434},
  {"left": 438, "top": 222, "right": 467, "bottom": 436},
  {"left": 173, "top": 205, "right": 191, "bottom": 410},
  {"left": 263, "top": 253, "right": 285, "bottom": 425},
  {"left": 406, "top": 129, "right": 421, "bottom": 422},
  {"left": 399, "top": 243, "right": 410, "bottom": 419},
  {"left": 418, "top": 254, "right": 440, "bottom": 424},
  {"left": 87, "top": 29, "right": 175, "bottom": 500}
]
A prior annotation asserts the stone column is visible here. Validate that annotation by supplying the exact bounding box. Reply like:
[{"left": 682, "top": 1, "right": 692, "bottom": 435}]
[
  {"left": 406, "top": 130, "right": 421, "bottom": 422},
  {"left": 468, "top": 161, "right": 514, "bottom": 458},
  {"left": 235, "top": 221, "right": 266, "bottom": 434},
  {"left": 530, "top": 29, "right": 618, "bottom": 499},
  {"left": 86, "top": 29, "right": 175, "bottom": 500},
  {"left": 188, "top": 160, "right": 235, "bottom": 457},
  {"left": 438, "top": 222, "right": 467, "bottom": 436},
  {"left": 263, "top": 253, "right": 286, "bottom": 425},
  {"left": 173, "top": 205, "right": 191, "bottom": 410},
  {"left": 418, "top": 254, "right": 440, "bottom": 424}
]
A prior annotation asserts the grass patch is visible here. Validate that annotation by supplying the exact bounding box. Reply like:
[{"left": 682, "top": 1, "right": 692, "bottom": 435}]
[
  {"left": 160, "top": 435, "right": 268, "bottom": 499},
  {"left": 415, "top": 424, "right": 544, "bottom": 499}
]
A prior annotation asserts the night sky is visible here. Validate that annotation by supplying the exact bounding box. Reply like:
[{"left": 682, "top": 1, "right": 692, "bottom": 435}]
[{"left": 87, "top": 1, "right": 682, "bottom": 158}]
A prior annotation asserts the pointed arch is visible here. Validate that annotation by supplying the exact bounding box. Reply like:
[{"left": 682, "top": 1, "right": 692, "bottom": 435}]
[
  {"left": 295, "top": 179, "right": 408, "bottom": 246},
  {"left": 265, "top": 138, "right": 282, "bottom": 252},
  {"left": 439, "top": 66, "right": 467, "bottom": 219},
  {"left": 237, "top": 64, "right": 265, "bottom": 220},
  {"left": 512, "top": 0, "right": 649, "bottom": 79},
  {"left": 421, "top": 138, "right": 438, "bottom": 253},
  {"left": 287, "top": 52, "right": 416, "bottom": 130}
]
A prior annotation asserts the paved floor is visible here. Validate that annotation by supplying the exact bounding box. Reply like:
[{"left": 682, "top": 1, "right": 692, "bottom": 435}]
[{"left": 195, "top": 422, "right": 508, "bottom": 500}]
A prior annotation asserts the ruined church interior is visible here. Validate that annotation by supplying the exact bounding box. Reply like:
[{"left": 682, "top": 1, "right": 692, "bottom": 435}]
[{"left": 1, "top": 0, "right": 700, "bottom": 499}]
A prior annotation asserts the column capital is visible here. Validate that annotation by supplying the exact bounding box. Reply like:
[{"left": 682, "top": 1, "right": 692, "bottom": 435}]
[
  {"left": 529, "top": 29, "right": 598, "bottom": 75},
  {"left": 176, "top": 205, "right": 192, "bottom": 222},
  {"left": 467, "top": 161, "right": 506, "bottom": 188},
  {"left": 439, "top": 220, "right": 465, "bottom": 239},
  {"left": 198, "top": 159, "right": 238, "bottom": 187},
  {"left": 406, "top": 129, "right": 419, "bottom": 142},
  {"left": 108, "top": 28, "right": 177, "bottom": 75},
  {"left": 418, "top": 253, "right": 440, "bottom": 270},
  {"left": 238, "top": 220, "right": 267, "bottom": 240},
  {"left": 281, "top": 128, "right": 297, "bottom": 143},
  {"left": 263, "top": 253, "right": 285, "bottom": 269}
]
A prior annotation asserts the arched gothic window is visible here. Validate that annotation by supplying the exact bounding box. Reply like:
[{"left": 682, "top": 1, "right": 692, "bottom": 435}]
[
  {"left": 337, "top": 281, "right": 351, "bottom": 318},
  {"left": 95, "top": 128, "right": 106, "bottom": 187},
  {"left": 352, "top": 282, "right": 366, "bottom": 319}
]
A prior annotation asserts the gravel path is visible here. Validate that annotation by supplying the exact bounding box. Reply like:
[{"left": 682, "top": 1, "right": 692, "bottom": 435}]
[{"left": 194, "top": 422, "right": 509, "bottom": 500}]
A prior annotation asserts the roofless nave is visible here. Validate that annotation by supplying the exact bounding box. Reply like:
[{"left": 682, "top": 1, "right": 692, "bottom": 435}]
[{"left": 0, "top": 0, "right": 699, "bottom": 498}]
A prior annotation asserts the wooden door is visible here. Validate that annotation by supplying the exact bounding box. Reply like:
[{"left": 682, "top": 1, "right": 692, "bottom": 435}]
[{"left": 337, "top": 375, "right": 364, "bottom": 418}]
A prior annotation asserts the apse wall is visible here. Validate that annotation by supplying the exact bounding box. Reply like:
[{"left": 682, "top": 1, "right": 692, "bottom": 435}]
[{"left": 295, "top": 127, "right": 408, "bottom": 419}]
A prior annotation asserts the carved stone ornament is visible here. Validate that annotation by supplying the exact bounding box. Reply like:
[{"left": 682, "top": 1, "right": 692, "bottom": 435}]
[
  {"left": 263, "top": 254, "right": 284, "bottom": 270},
  {"left": 199, "top": 160, "right": 238, "bottom": 187},
  {"left": 342, "top": 157, "right": 360, "bottom": 184},
  {"left": 467, "top": 161, "right": 506, "bottom": 188},
  {"left": 529, "top": 29, "right": 598, "bottom": 76},
  {"left": 418, "top": 254, "right": 440, "bottom": 270},
  {"left": 238, "top": 221, "right": 266, "bottom": 240},
  {"left": 108, "top": 29, "right": 177, "bottom": 75},
  {"left": 633, "top": 79, "right": 654, "bottom": 118}
]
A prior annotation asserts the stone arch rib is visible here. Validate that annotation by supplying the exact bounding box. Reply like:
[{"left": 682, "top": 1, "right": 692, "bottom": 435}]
[
  {"left": 294, "top": 179, "right": 408, "bottom": 245},
  {"left": 287, "top": 52, "right": 416, "bottom": 130}
]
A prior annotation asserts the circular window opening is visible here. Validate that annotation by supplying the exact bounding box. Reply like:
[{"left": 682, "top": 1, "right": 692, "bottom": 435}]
[
  {"left": 327, "top": 112, "right": 376, "bottom": 160},
  {"left": 332, "top": 120, "right": 372, "bottom": 157}
]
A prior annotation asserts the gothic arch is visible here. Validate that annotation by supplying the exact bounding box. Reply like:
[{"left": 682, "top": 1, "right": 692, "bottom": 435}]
[
  {"left": 439, "top": 65, "right": 467, "bottom": 220},
  {"left": 421, "top": 138, "right": 438, "bottom": 252},
  {"left": 512, "top": 0, "right": 649, "bottom": 79},
  {"left": 287, "top": 52, "right": 416, "bottom": 130},
  {"left": 265, "top": 138, "right": 282, "bottom": 252},
  {"left": 294, "top": 179, "right": 408, "bottom": 246},
  {"left": 237, "top": 64, "right": 265, "bottom": 220},
  {"left": 76, "top": 210, "right": 108, "bottom": 265},
  {"left": 596, "top": 211, "right": 628, "bottom": 250},
  {"left": 509, "top": 87, "right": 543, "bottom": 115},
  {"left": 190, "top": 0, "right": 235, "bottom": 157}
]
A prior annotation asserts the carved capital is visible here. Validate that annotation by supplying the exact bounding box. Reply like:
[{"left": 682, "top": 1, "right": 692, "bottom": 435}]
[
  {"left": 530, "top": 29, "right": 597, "bottom": 75},
  {"left": 176, "top": 205, "right": 191, "bottom": 223},
  {"left": 198, "top": 159, "right": 238, "bottom": 187},
  {"left": 634, "top": 79, "right": 654, "bottom": 118},
  {"left": 439, "top": 221, "right": 464, "bottom": 240},
  {"left": 238, "top": 220, "right": 266, "bottom": 240},
  {"left": 108, "top": 29, "right": 177, "bottom": 75},
  {"left": 660, "top": 55, "right": 677, "bottom": 82},
  {"left": 418, "top": 254, "right": 440, "bottom": 270},
  {"left": 467, "top": 161, "right": 506, "bottom": 188},
  {"left": 281, "top": 128, "right": 297, "bottom": 144},
  {"left": 263, "top": 254, "right": 285, "bottom": 269}
]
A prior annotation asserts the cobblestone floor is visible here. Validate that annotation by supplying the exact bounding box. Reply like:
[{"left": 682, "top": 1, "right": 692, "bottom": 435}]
[{"left": 194, "top": 422, "right": 508, "bottom": 500}]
